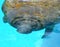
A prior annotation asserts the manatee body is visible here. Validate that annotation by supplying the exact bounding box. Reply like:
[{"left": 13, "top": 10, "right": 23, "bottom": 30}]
[{"left": 2, "top": 0, "right": 60, "bottom": 38}]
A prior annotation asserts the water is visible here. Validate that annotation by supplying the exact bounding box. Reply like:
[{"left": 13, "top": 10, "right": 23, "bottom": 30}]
[
  {"left": 0, "top": 0, "right": 44, "bottom": 47},
  {"left": 41, "top": 23, "right": 60, "bottom": 47},
  {"left": 0, "top": 0, "right": 60, "bottom": 47}
]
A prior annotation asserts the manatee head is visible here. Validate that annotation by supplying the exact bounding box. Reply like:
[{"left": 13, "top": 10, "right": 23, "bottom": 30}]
[{"left": 2, "top": 0, "right": 44, "bottom": 34}]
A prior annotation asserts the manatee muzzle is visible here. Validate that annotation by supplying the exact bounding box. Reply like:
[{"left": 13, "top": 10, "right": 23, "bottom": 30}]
[{"left": 10, "top": 15, "right": 41, "bottom": 34}]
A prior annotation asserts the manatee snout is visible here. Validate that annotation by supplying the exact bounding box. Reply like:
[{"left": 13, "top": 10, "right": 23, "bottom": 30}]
[
  {"left": 17, "top": 24, "right": 32, "bottom": 34},
  {"left": 15, "top": 16, "right": 41, "bottom": 34}
]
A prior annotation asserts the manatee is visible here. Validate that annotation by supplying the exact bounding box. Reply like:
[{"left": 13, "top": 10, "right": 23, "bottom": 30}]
[{"left": 2, "top": 0, "right": 60, "bottom": 38}]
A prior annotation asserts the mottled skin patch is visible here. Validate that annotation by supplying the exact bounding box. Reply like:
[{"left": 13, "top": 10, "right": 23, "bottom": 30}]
[{"left": 2, "top": 0, "right": 60, "bottom": 38}]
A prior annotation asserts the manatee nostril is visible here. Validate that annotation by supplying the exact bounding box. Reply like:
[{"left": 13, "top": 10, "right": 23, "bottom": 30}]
[{"left": 17, "top": 24, "right": 32, "bottom": 34}]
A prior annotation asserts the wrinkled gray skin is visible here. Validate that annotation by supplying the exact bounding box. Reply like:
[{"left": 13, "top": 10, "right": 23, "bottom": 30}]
[
  {"left": 2, "top": 6, "right": 42, "bottom": 34},
  {"left": 2, "top": 1, "right": 60, "bottom": 38}
]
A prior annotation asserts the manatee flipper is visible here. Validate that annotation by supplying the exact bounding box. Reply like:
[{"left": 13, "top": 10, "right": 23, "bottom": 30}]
[{"left": 42, "top": 25, "right": 54, "bottom": 38}]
